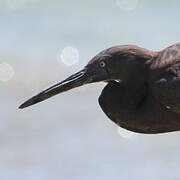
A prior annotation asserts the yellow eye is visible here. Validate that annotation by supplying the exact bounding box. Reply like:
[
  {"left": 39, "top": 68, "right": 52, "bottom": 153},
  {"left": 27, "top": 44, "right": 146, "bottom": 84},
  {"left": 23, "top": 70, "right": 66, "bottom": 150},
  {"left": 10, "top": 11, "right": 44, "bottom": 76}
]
[{"left": 99, "top": 61, "right": 106, "bottom": 68}]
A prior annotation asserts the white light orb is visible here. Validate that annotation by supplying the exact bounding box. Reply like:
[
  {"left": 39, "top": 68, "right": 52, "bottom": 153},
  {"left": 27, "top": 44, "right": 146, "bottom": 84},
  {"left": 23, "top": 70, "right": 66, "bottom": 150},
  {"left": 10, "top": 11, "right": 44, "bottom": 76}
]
[
  {"left": 0, "top": 62, "right": 15, "bottom": 82},
  {"left": 116, "top": 0, "right": 139, "bottom": 11},
  {"left": 117, "top": 127, "right": 136, "bottom": 139},
  {"left": 59, "top": 47, "right": 79, "bottom": 66}
]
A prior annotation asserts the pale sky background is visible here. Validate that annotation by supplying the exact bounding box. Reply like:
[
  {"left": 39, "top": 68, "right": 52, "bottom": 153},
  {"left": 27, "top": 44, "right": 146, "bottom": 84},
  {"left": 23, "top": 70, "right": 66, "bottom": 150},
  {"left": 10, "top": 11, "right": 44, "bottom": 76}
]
[{"left": 0, "top": 0, "right": 180, "bottom": 179}]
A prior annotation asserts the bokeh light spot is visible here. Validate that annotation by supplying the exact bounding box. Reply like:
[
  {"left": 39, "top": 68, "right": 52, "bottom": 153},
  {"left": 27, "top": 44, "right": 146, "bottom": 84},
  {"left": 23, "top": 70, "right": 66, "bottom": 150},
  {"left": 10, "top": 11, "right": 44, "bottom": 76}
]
[
  {"left": 117, "top": 127, "right": 136, "bottom": 139},
  {"left": 115, "top": 0, "right": 139, "bottom": 11},
  {"left": 0, "top": 62, "right": 15, "bottom": 82},
  {"left": 58, "top": 47, "right": 79, "bottom": 66}
]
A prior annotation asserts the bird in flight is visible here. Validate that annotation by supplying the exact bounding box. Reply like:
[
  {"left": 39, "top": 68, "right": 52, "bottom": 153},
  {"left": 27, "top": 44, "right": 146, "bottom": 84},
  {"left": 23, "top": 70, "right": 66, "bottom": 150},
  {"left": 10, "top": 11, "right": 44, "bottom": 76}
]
[{"left": 19, "top": 43, "right": 180, "bottom": 134}]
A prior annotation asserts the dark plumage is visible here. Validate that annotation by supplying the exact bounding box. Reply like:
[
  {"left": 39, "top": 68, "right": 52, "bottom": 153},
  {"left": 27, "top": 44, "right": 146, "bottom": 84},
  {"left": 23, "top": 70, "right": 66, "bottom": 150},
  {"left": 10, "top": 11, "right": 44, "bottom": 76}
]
[{"left": 19, "top": 43, "right": 180, "bottom": 134}]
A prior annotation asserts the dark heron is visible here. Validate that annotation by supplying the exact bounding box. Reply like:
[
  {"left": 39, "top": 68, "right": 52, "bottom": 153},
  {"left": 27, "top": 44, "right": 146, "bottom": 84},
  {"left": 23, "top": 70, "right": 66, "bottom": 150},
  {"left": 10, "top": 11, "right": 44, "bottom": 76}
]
[{"left": 19, "top": 43, "right": 180, "bottom": 134}]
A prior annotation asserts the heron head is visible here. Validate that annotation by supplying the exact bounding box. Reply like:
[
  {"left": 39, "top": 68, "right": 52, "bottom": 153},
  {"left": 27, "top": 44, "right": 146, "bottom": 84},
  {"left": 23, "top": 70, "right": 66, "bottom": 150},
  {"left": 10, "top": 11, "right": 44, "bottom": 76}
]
[{"left": 19, "top": 45, "right": 153, "bottom": 109}]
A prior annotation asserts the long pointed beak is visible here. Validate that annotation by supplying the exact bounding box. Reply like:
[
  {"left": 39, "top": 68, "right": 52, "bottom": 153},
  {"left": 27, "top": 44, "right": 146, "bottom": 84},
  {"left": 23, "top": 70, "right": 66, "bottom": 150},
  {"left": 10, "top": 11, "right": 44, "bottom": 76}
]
[{"left": 19, "top": 68, "right": 90, "bottom": 109}]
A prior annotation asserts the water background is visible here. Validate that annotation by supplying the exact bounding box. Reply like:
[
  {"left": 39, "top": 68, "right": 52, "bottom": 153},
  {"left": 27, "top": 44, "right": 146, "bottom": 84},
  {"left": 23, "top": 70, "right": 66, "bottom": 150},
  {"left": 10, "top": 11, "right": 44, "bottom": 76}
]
[{"left": 0, "top": 0, "right": 180, "bottom": 179}]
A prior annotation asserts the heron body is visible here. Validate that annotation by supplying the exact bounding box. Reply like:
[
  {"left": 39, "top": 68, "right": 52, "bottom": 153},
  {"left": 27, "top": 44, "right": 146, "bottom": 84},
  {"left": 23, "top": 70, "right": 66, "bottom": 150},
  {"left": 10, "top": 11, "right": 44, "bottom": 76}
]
[{"left": 20, "top": 43, "right": 180, "bottom": 134}]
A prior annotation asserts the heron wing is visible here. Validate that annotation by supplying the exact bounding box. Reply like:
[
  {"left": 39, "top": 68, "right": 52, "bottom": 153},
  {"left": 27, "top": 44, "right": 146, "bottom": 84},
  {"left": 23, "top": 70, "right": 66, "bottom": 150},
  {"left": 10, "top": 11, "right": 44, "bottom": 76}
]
[
  {"left": 150, "top": 44, "right": 180, "bottom": 113},
  {"left": 153, "top": 76, "right": 180, "bottom": 113}
]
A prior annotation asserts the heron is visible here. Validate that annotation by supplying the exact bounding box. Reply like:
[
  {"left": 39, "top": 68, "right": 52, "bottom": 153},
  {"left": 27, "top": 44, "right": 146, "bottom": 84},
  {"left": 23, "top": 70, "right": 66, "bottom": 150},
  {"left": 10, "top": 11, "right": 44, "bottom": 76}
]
[{"left": 19, "top": 43, "right": 180, "bottom": 134}]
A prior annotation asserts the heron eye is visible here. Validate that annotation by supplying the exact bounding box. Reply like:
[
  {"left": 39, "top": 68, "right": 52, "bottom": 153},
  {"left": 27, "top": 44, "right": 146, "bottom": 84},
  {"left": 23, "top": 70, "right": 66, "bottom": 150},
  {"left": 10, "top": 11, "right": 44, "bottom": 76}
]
[{"left": 99, "top": 61, "right": 106, "bottom": 68}]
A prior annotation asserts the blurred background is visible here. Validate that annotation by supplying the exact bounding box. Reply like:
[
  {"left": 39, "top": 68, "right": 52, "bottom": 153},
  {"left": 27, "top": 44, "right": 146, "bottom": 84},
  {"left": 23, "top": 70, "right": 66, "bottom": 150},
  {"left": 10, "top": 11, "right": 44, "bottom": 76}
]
[{"left": 0, "top": 0, "right": 180, "bottom": 179}]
